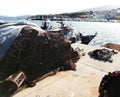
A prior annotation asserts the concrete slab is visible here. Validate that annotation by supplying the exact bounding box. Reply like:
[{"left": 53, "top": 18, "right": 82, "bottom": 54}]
[
  {"left": 14, "top": 43, "right": 120, "bottom": 97},
  {"left": 72, "top": 43, "right": 120, "bottom": 72}
]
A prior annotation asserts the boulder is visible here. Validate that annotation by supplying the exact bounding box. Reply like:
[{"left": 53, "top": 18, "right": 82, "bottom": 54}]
[
  {"left": 103, "top": 43, "right": 120, "bottom": 51},
  {"left": 99, "top": 71, "right": 120, "bottom": 97}
]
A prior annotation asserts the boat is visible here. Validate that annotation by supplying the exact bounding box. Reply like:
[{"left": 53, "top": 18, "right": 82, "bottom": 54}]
[
  {"left": 41, "top": 20, "right": 74, "bottom": 39},
  {"left": 70, "top": 33, "right": 97, "bottom": 44},
  {"left": 79, "top": 33, "right": 97, "bottom": 44},
  {"left": 56, "top": 23, "right": 97, "bottom": 45},
  {"left": 41, "top": 20, "right": 97, "bottom": 44},
  {"left": 57, "top": 21, "right": 74, "bottom": 39}
]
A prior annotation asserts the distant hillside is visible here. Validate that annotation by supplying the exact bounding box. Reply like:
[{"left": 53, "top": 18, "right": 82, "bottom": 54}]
[
  {"left": 81, "top": 5, "right": 120, "bottom": 12},
  {"left": 64, "top": 5, "right": 120, "bottom": 18},
  {"left": 1, "top": 5, "right": 120, "bottom": 21}
]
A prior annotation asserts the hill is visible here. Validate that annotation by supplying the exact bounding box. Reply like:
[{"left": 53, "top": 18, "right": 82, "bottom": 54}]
[{"left": 81, "top": 5, "right": 120, "bottom": 12}]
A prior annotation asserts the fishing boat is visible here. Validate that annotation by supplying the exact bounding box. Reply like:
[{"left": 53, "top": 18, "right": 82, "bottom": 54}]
[
  {"left": 41, "top": 20, "right": 97, "bottom": 45},
  {"left": 79, "top": 33, "right": 97, "bottom": 44},
  {"left": 41, "top": 20, "right": 74, "bottom": 39}
]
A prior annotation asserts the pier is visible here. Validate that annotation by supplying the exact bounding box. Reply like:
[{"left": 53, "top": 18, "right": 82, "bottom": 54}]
[{"left": 14, "top": 43, "right": 120, "bottom": 97}]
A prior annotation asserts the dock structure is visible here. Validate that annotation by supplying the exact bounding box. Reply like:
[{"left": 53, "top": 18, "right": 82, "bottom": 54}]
[{"left": 14, "top": 43, "right": 120, "bottom": 97}]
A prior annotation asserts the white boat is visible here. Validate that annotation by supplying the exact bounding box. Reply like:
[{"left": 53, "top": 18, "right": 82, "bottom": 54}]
[
  {"left": 41, "top": 20, "right": 97, "bottom": 44},
  {"left": 41, "top": 21, "right": 74, "bottom": 39}
]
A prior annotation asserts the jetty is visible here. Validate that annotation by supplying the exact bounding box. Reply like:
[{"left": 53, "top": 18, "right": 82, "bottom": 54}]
[{"left": 14, "top": 43, "right": 120, "bottom": 97}]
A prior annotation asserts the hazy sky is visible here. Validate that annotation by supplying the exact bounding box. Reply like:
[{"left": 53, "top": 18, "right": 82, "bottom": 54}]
[{"left": 0, "top": 0, "right": 120, "bottom": 16}]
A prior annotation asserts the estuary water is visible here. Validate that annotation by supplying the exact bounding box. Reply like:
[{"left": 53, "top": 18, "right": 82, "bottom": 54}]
[{"left": 1, "top": 18, "right": 120, "bottom": 46}]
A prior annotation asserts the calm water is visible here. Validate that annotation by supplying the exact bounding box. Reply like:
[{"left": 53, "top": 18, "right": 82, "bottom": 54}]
[{"left": 1, "top": 18, "right": 120, "bottom": 46}]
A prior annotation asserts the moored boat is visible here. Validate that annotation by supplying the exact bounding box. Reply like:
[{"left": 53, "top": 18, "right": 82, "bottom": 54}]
[
  {"left": 41, "top": 20, "right": 97, "bottom": 45},
  {"left": 79, "top": 33, "right": 97, "bottom": 44},
  {"left": 41, "top": 20, "right": 74, "bottom": 38},
  {"left": 70, "top": 33, "right": 97, "bottom": 44}
]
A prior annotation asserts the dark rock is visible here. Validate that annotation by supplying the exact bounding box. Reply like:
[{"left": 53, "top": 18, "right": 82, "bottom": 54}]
[
  {"left": 103, "top": 43, "right": 120, "bottom": 51},
  {"left": 88, "top": 49, "right": 116, "bottom": 62},
  {"left": 99, "top": 71, "right": 120, "bottom": 97}
]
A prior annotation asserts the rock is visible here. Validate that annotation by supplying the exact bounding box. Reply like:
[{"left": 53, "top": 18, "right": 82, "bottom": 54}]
[
  {"left": 88, "top": 49, "right": 116, "bottom": 63},
  {"left": 99, "top": 71, "right": 120, "bottom": 97},
  {"left": 103, "top": 43, "right": 120, "bottom": 51}
]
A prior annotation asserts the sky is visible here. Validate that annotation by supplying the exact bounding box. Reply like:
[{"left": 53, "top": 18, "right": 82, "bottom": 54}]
[{"left": 0, "top": 0, "right": 120, "bottom": 16}]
